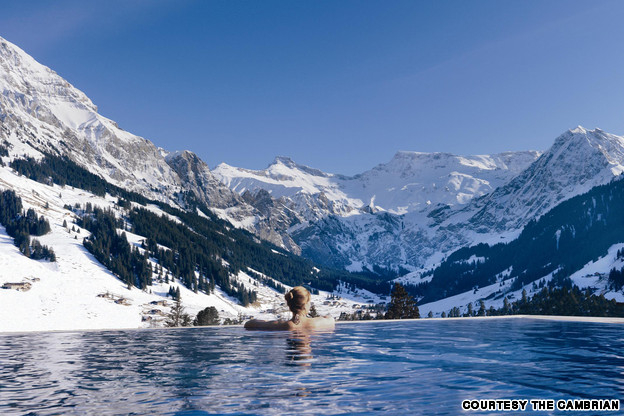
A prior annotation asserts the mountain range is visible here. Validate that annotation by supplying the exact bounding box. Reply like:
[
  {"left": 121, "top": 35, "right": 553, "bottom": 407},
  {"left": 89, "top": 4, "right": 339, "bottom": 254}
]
[
  {"left": 1, "top": 35, "right": 624, "bottom": 330},
  {"left": 215, "top": 126, "right": 624, "bottom": 273}
]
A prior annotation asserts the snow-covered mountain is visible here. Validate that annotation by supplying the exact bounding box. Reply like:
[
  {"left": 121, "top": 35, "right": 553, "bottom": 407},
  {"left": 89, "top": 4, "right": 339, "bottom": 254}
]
[
  {"left": 0, "top": 36, "right": 304, "bottom": 251},
  {"left": 215, "top": 127, "right": 624, "bottom": 272},
  {"left": 214, "top": 150, "right": 542, "bottom": 269},
  {"left": 0, "top": 37, "right": 177, "bottom": 194},
  {"left": 413, "top": 171, "right": 624, "bottom": 317},
  {"left": 464, "top": 126, "right": 624, "bottom": 231},
  {"left": 214, "top": 151, "right": 540, "bottom": 216}
]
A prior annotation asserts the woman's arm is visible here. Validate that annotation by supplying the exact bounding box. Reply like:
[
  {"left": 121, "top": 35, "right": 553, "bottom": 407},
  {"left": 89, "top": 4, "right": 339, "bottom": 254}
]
[{"left": 244, "top": 319, "right": 292, "bottom": 330}]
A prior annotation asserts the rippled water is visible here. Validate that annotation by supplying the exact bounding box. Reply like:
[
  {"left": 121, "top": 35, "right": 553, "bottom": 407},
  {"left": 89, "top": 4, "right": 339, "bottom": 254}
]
[{"left": 1, "top": 318, "right": 623, "bottom": 415}]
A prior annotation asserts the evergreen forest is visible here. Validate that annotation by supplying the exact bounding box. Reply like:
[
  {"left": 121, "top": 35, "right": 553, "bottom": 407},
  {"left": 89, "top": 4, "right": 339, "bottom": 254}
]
[{"left": 0, "top": 190, "right": 55, "bottom": 261}]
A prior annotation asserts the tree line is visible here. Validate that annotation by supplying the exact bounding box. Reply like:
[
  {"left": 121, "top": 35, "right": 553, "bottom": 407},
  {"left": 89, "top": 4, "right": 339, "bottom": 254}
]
[
  {"left": 79, "top": 206, "right": 152, "bottom": 290},
  {"left": 438, "top": 284, "right": 624, "bottom": 318},
  {"left": 0, "top": 190, "right": 55, "bottom": 261}
]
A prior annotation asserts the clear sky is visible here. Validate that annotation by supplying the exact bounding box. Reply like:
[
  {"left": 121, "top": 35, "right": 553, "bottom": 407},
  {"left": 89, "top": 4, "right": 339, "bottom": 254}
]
[{"left": 2, "top": 0, "right": 624, "bottom": 175}]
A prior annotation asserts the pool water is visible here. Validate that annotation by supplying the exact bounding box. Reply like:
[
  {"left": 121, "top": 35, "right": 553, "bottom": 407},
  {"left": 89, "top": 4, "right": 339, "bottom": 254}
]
[{"left": 1, "top": 318, "right": 623, "bottom": 415}]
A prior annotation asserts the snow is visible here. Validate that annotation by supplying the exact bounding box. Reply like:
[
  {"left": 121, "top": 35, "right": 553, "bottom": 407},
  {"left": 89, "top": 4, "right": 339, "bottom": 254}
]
[
  {"left": 214, "top": 150, "right": 540, "bottom": 217},
  {"left": 48, "top": 102, "right": 97, "bottom": 130},
  {"left": 211, "top": 207, "right": 258, "bottom": 229}
]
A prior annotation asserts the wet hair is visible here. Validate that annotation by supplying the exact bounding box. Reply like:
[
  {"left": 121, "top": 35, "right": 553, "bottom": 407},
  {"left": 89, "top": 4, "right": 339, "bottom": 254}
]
[{"left": 285, "top": 286, "right": 311, "bottom": 324}]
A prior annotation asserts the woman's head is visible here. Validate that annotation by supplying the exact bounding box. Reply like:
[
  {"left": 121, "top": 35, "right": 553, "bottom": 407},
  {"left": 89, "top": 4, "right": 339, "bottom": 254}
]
[{"left": 285, "top": 286, "right": 311, "bottom": 315}]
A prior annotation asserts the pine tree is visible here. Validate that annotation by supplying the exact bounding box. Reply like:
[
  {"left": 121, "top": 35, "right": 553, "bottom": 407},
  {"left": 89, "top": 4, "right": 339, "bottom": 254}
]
[
  {"left": 165, "top": 299, "right": 191, "bottom": 327},
  {"left": 193, "top": 306, "right": 220, "bottom": 326},
  {"left": 385, "top": 283, "right": 420, "bottom": 319},
  {"left": 466, "top": 302, "right": 474, "bottom": 317},
  {"left": 478, "top": 300, "right": 486, "bottom": 316},
  {"left": 503, "top": 297, "right": 511, "bottom": 315}
]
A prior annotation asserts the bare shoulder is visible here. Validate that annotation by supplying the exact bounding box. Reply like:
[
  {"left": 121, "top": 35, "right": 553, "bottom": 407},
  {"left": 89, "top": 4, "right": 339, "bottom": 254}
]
[{"left": 304, "top": 316, "right": 335, "bottom": 330}]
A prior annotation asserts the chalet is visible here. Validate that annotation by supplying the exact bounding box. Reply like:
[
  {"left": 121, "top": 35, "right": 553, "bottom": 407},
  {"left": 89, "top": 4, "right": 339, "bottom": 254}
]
[{"left": 1, "top": 282, "right": 32, "bottom": 292}]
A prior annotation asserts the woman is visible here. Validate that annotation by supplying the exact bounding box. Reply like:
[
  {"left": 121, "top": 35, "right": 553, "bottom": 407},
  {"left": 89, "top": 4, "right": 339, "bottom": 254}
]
[{"left": 244, "top": 286, "right": 335, "bottom": 330}]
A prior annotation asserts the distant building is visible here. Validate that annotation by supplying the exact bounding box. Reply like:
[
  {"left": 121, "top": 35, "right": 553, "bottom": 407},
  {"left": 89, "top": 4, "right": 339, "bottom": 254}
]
[{"left": 2, "top": 282, "right": 32, "bottom": 292}]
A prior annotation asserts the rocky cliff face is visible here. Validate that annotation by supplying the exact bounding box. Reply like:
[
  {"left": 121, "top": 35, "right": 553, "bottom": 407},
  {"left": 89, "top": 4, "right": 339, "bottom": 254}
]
[{"left": 0, "top": 37, "right": 180, "bottom": 198}]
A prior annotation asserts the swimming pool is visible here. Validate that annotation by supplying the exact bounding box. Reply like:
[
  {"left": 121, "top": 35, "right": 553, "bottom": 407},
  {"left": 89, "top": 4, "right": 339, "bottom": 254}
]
[{"left": 1, "top": 318, "right": 622, "bottom": 415}]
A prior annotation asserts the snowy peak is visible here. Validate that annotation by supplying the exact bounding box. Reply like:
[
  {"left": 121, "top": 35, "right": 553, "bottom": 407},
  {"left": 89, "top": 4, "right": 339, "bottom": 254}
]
[
  {"left": 214, "top": 149, "right": 541, "bottom": 232},
  {"left": 268, "top": 156, "right": 331, "bottom": 179},
  {"left": 552, "top": 126, "right": 624, "bottom": 176},
  {"left": 465, "top": 126, "right": 624, "bottom": 231},
  {"left": 342, "top": 150, "right": 540, "bottom": 213},
  {"left": 271, "top": 156, "right": 298, "bottom": 169},
  {"left": 0, "top": 36, "right": 97, "bottom": 120},
  {"left": 538, "top": 126, "right": 624, "bottom": 186},
  {"left": 214, "top": 158, "right": 346, "bottom": 200}
]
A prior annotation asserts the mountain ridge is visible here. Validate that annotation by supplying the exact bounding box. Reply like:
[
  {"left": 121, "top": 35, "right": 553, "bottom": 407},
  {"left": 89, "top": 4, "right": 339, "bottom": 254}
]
[{"left": 215, "top": 126, "right": 624, "bottom": 272}]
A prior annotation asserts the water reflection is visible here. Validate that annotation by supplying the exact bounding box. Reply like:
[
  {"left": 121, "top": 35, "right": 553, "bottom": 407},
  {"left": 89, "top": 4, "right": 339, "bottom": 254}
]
[
  {"left": 286, "top": 331, "right": 318, "bottom": 367},
  {"left": 0, "top": 320, "right": 623, "bottom": 415}
]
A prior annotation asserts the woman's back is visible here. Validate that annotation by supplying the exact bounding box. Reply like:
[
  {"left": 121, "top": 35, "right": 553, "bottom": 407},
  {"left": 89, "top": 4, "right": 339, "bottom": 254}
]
[{"left": 244, "top": 286, "right": 335, "bottom": 331}]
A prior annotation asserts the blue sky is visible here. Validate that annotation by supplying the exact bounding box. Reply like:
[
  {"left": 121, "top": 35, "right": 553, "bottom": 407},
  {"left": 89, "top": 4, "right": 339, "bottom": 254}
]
[{"left": 2, "top": 0, "right": 624, "bottom": 175}]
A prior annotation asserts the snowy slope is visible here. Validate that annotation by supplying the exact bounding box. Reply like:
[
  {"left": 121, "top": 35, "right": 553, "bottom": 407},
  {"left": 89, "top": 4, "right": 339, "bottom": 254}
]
[
  {"left": 0, "top": 165, "right": 375, "bottom": 332},
  {"left": 417, "top": 243, "right": 624, "bottom": 318}
]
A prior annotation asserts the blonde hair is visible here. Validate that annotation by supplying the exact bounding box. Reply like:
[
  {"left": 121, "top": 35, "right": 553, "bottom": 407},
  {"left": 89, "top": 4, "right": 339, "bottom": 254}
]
[{"left": 285, "top": 286, "right": 311, "bottom": 323}]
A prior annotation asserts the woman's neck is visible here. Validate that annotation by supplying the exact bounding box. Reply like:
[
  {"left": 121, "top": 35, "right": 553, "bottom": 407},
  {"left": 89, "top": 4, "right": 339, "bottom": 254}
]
[{"left": 291, "top": 312, "right": 308, "bottom": 324}]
